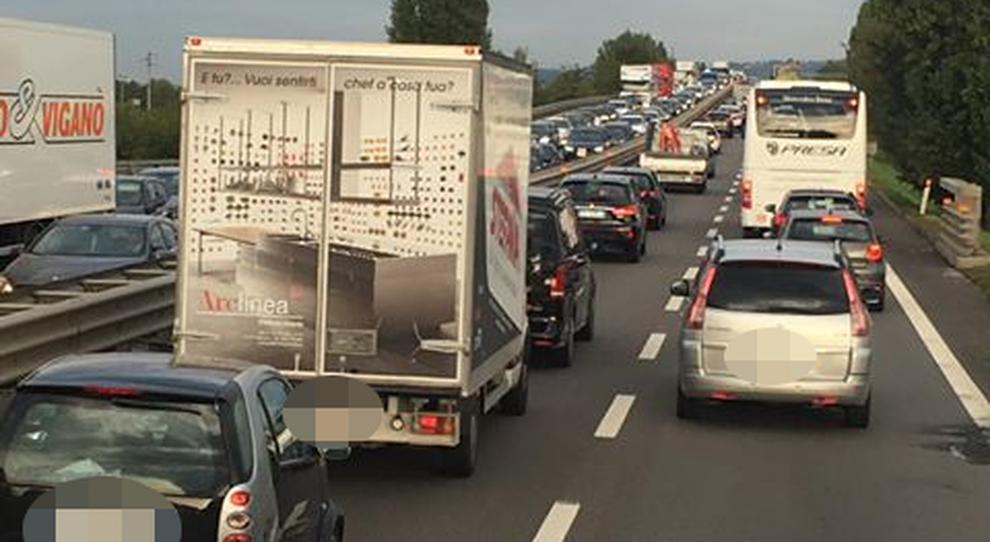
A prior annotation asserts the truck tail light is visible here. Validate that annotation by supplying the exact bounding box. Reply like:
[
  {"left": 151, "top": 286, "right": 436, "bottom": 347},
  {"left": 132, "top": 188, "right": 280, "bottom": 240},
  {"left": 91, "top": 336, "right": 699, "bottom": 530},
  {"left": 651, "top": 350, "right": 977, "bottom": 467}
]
[
  {"left": 866, "top": 243, "right": 883, "bottom": 263},
  {"left": 741, "top": 179, "right": 753, "bottom": 210},
  {"left": 547, "top": 265, "right": 567, "bottom": 298},
  {"left": 843, "top": 270, "right": 870, "bottom": 337},
  {"left": 687, "top": 267, "right": 718, "bottom": 330},
  {"left": 413, "top": 414, "right": 456, "bottom": 435}
]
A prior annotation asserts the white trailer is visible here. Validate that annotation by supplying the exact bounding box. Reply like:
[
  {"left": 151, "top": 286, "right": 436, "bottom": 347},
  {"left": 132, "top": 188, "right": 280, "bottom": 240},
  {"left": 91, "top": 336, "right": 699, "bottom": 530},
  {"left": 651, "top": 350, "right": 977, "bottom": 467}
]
[
  {"left": 174, "top": 36, "right": 533, "bottom": 476},
  {"left": 0, "top": 17, "right": 116, "bottom": 265}
]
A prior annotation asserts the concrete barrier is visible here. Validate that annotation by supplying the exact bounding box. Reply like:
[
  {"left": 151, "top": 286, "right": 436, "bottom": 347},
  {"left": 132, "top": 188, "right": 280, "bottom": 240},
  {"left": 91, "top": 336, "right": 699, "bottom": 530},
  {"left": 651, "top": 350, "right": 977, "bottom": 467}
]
[{"left": 934, "top": 177, "right": 990, "bottom": 269}]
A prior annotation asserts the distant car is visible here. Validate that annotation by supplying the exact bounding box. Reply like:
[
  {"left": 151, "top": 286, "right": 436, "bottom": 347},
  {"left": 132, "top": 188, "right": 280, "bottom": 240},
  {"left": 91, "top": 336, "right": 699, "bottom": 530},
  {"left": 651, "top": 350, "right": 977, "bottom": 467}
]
[
  {"left": 562, "top": 128, "right": 611, "bottom": 160},
  {"left": 765, "top": 188, "right": 866, "bottom": 235},
  {"left": 603, "top": 121, "right": 634, "bottom": 144},
  {"left": 530, "top": 142, "right": 563, "bottom": 171},
  {"left": 0, "top": 353, "right": 347, "bottom": 542},
  {"left": 780, "top": 209, "right": 887, "bottom": 311},
  {"left": 560, "top": 173, "right": 648, "bottom": 262},
  {"left": 607, "top": 99, "right": 632, "bottom": 116},
  {"left": 602, "top": 166, "right": 668, "bottom": 230},
  {"left": 705, "top": 111, "right": 734, "bottom": 138},
  {"left": 137, "top": 166, "right": 180, "bottom": 198},
  {"left": 0, "top": 214, "right": 178, "bottom": 291},
  {"left": 619, "top": 114, "right": 649, "bottom": 136},
  {"left": 116, "top": 175, "right": 171, "bottom": 216},
  {"left": 531, "top": 120, "right": 559, "bottom": 146},
  {"left": 526, "top": 187, "right": 597, "bottom": 366},
  {"left": 669, "top": 238, "right": 873, "bottom": 427},
  {"left": 544, "top": 116, "right": 573, "bottom": 143}
]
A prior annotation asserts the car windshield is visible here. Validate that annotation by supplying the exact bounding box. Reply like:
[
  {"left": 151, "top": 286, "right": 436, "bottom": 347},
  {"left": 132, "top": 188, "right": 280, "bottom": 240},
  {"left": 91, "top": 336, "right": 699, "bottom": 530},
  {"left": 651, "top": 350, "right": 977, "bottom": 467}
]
[
  {"left": 706, "top": 261, "right": 850, "bottom": 315},
  {"left": 563, "top": 181, "right": 631, "bottom": 205},
  {"left": 784, "top": 195, "right": 859, "bottom": 213},
  {"left": 756, "top": 89, "right": 858, "bottom": 139},
  {"left": 569, "top": 130, "right": 606, "bottom": 145},
  {"left": 116, "top": 180, "right": 144, "bottom": 206},
  {"left": 786, "top": 219, "right": 874, "bottom": 243},
  {"left": 0, "top": 393, "right": 230, "bottom": 497},
  {"left": 30, "top": 224, "right": 147, "bottom": 257},
  {"left": 527, "top": 211, "right": 562, "bottom": 260}
]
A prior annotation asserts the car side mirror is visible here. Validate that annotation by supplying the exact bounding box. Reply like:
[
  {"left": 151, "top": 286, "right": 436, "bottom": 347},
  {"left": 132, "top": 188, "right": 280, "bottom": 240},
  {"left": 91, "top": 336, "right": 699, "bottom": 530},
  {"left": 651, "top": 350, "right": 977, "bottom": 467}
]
[{"left": 670, "top": 279, "right": 690, "bottom": 297}]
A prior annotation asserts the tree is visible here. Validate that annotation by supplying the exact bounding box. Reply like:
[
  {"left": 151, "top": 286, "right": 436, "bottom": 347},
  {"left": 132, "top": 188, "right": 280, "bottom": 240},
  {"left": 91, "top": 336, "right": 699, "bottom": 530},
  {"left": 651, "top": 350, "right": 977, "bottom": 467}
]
[
  {"left": 115, "top": 79, "right": 181, "bottom": 160},
  {"left": 387, "top": 0, "right": 493, "bottom": 49},
  {"left": 513, "top": 46, "right": 530, "bottom": 66},
  {"left": 534, "top": 65, "right": 595, "bottom": 106},
  {"left": 816, "top": 59, "right": 848, "bottom": 80},
  {"left": 592, "top": 30, "right": 669, "bottom": 94}
]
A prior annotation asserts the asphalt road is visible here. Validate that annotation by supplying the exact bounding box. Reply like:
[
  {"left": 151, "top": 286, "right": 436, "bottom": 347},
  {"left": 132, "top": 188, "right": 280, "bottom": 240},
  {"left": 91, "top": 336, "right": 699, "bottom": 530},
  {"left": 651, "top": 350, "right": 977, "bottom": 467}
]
[{"left": 326, "top": 138, "right": 990, "bottom": 542}]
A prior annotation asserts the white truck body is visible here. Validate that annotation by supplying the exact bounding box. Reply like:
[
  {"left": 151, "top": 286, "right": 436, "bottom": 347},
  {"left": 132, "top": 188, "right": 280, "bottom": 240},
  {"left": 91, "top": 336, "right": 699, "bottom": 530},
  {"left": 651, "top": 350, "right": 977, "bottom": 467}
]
[
  {"left": 174, "top": 37, "right": 532, "bottom": 466},
  {"left": 0, "top": 18, "right": 116, "bottom": 257},
  {"left": 620, "top": 64, "right": 654, "bottom": 107},
  {"left": 675, "top": 60, "right": 697, "bottom": 86},
  {"left": 639, "top": 127, "right": 712, "bottom": 188}
]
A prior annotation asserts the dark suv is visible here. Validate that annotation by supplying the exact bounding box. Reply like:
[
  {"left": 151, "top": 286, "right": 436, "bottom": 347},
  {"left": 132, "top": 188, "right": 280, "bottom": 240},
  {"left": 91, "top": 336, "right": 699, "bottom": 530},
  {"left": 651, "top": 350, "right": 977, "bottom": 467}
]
[
  {"left": 0, "top": 353, "right": 346, "bottom": 542},
  {"left": 602, "top": 166, "right": 668, "bottom": 230},
  {"left": 560, "top": 173, "right": 649, "bottom": 262},
  {"left": 527, "top": 187, "right": 597, "bottom": 366}
]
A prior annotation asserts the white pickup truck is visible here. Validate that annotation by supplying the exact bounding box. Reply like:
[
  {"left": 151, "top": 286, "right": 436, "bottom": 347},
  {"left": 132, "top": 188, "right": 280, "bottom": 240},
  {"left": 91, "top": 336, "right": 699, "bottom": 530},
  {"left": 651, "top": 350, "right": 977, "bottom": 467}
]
[{"left": 639, "top": 127, "right": 714, "bottom": 193}]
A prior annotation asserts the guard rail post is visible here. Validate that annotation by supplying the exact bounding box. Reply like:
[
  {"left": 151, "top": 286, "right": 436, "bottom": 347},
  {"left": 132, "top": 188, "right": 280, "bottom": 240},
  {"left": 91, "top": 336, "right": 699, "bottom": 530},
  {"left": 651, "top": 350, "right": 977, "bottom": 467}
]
[{"left": 934, "top": 177, "right": 990, "bottom": 269}]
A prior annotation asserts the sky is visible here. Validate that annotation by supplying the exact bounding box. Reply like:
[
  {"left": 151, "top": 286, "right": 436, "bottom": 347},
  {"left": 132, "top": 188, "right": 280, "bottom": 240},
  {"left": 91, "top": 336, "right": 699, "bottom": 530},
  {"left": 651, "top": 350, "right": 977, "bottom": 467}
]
[{"left": 2, "top": 0, "right": 865, "bottom": 82}]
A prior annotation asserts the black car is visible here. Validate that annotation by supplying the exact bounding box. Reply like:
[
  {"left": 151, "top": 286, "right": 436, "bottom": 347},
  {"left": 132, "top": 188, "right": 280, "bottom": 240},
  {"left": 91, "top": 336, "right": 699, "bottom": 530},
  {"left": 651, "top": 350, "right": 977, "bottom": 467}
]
[
  {"left": 560, "top": 173, "right": 649, "bottom": 262},
  {"left": 562, "top": 128, "right": 610, "bottom": 161},
  {"left": 116, "top": 175, "right": 171, "bottom": 216},
  {"left": 765, "top": 188, "right": 868, "bottom": 235},
  {"left": 601, "top": 166, "right": 668, "bottom": 230},
  {"left": 0, "top": 214, "right": 178, "bottom": 291},
  {"left": 603, "top": 121, "right": 634, "bottom": 145},
  {"left": 0, "top": 353, "right": 346, "bottom": 542},
  {"left": 535, "top": 142, "right": 564, "bottom": 169},
  {"left": 527, "top": 187, "right": 597, "bottom": 366}
]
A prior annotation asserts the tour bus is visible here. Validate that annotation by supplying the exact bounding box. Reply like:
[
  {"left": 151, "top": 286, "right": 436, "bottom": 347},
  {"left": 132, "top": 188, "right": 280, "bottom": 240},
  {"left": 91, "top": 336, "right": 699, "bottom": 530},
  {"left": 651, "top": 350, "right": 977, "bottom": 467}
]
[{"left": 740, "top": 80, "right": 868, "bottom": 237}]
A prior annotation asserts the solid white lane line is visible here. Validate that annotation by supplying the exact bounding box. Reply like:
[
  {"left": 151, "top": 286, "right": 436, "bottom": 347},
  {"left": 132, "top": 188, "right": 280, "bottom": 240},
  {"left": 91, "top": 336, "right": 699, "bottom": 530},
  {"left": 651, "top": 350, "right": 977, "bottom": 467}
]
[
  {"left": 719, "top": 205, "right": 729, "bottom": 213},
  {"left": 638, "top": 333, "right": 667, "bottom": 361},
  {"left": 888, "top": 266, "right": 990, "bottom": 428},
  {"left": 665, "top": 296, "right": 684, "bottom": 312},
  {"left": 697, "top": 245, "right": 709, "bottom": 258},
  {"left": 714, "top": 215, "right": 724, "bottom": 223},
  {"left": 729, "top": 188, "right": 738, "bottom": 195},
  {"left": 594, "top": 394, "right": 636, "bottom": 439},
  {"left": 683, "top": 267, "right": 699, "bottom": 281},
  {"left": 724, "top": 196, "right": 732, "bottom": 203},
  {"left": 706, "top": 228, "right": 718, "bottom": 239},
  {"left": 532, "top": 502, "right": 581, "bottom": 542}
]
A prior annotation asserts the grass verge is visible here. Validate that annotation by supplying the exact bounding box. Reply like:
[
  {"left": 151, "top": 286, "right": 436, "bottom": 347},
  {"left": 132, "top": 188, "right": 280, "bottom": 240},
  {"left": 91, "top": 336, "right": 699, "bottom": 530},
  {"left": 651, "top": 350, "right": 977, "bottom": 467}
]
[{"left": 869, "top": 155, "right": 990, "bottom": 299}]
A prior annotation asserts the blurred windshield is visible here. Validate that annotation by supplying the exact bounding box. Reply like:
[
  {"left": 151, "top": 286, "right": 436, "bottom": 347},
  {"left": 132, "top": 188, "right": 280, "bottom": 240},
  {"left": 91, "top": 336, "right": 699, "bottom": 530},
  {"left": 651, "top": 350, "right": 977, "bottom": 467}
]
[
  {"left": 563, "top": 181, "right": 631, "bottom": 205},
  {"left": 756, "top": 89, "right": 858, "bottom": 139},
  {"left": 116, "top": 180, "right": 144, "bottom": 206},
  {"left": 31, "top": 223, "right": 147, "bottom": 257},
  {"left": 786, "top": 219, "right": 874, "bottom": 243}
]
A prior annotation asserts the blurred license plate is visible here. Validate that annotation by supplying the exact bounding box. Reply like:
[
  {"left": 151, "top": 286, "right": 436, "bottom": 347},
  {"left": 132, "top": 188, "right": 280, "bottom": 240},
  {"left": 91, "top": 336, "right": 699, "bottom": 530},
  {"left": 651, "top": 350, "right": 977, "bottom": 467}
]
[
  {"left": 577, "top": 148, "right": 587, "bottom": 158},
  {"left": 578, "top": 209, "right": 607, "bottom": 219}
]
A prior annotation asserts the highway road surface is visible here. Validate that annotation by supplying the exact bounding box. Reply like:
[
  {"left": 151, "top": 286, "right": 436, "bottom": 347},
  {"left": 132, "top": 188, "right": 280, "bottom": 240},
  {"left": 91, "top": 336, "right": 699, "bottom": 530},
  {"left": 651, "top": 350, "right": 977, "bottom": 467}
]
[{"left": 330, "top": 138, "right": 990, "bottom": 542}]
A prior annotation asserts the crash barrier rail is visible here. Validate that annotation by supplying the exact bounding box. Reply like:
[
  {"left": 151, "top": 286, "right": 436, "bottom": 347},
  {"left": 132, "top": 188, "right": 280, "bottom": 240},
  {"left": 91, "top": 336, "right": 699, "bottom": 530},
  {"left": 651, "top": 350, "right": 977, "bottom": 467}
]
[
  {"left": 1, "top": 85, "right": 733, "bottom": 386},
  {"left": 117, "top": 158, "right": 180, "bottom": 174},
  {"left": 531, "top": 84, "right": 735, "bottom": 187},
  {"left": 934, "top": 178, "right": 990, "bottom": 269},
  {"left": 532, "top": 95, "right": 612, "bottom": 119}
]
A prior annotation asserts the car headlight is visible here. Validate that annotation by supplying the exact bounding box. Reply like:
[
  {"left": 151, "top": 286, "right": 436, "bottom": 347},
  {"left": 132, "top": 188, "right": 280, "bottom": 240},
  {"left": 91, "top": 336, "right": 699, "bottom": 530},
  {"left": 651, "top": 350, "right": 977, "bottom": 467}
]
[
  {"left": 0, "top": 275, "right": 13, "bottom": 295},
  {"left": 594, "top": 146, "right": 605, "bottom": 153}
]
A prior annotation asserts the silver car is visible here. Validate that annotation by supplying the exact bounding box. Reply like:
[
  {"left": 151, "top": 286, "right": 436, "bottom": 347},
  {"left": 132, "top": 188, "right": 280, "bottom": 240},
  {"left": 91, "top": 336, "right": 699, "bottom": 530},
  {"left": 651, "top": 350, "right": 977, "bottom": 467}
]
[{"left": 670, "top": 238, "right": 873, "bottom": 427}]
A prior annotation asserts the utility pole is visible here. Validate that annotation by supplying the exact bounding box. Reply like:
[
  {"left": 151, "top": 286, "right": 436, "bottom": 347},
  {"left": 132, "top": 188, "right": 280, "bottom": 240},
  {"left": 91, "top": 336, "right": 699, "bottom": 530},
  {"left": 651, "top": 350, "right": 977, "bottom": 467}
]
[{"left": 142, "top": 52, "right": 155, "bottom": 111}]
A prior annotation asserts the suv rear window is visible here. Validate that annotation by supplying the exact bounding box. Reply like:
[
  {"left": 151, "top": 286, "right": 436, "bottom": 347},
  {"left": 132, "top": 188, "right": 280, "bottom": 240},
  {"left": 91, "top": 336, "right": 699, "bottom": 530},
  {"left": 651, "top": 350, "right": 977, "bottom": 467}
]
[
  {"left": 563, "top": 181, "right": 632, "bottom": 205},
  {"left": 786, "top": 220, "right": 873, "bottom": 243},
  {"left": 528, "top": 211, "right": 563, "bottom": 260},
  {"left": 706, "top": 262, "right": 850, "bottom": 315},
  {"left": 0, "top": 393, "right": 230, "bottom": 497}
]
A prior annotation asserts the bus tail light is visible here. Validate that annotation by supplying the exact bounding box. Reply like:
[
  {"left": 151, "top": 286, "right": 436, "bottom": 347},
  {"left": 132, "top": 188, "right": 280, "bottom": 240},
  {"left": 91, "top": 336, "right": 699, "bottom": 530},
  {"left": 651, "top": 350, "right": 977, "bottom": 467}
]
[
  {"left": 855, "top": 182, "right": 867, "bottom": 209},
  {"left": 741, "top": 179, "right": 753, "bottom": 210}
]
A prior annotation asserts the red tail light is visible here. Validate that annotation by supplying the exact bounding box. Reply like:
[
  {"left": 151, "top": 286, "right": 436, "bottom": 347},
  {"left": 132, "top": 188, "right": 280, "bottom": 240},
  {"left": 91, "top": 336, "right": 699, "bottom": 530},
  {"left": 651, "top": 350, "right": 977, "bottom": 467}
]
[
  {"left": 773, "top": 213, "right": 786, "bottom": 228},
  {"left": 612, "top": 204, "right": 639, "bottom": 219},
  {"left": 687, "top": 267, "right": 718, "bottom": 330},
  {"left": 843, "top": 270, "right": 869, "bottom": 337},
  {"left": 223, "top": 535, "right": 252, "bottom": 542},
  {"left": 821, "top": 215, "right": 843, "bottom": 224},
  {"left": 228, "top": 490, "right": 251, "bottom": 507},
  {"left": 741, "top": 179, "right": 753, "bottom": 210},
  {"left": 547, "top": 265, "right": 567, "bottom": 298},
  {"left": 855, "top": 182, "right": 867, "bottom": 209},
  {"left": 866, "top": 243, "right": 883, "bottom": 263},
  {"left": 846, "top": 97, "right": 859, "bottom": 110},
  {"left": 756, "top": 93, "right": 768, "bottom": 106},
  {"left": 414, "top": 414, "right": 455, "bottom": 435}
]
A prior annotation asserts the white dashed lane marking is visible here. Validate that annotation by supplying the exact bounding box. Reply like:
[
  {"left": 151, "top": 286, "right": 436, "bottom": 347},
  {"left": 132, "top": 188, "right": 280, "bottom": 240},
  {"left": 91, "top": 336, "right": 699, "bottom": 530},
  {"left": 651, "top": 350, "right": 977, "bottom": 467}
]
[
  {"left": 683, "top": 267, "right": 699, "bottom": 281},
  {"left": 594, "top": 394, "right": 636, "bottom": 439},
  {"left": 706, "top": 228, "right": 718, "bottom": 239},
  {"left": 724, "top": 196, "right": 732, "bottom": 203},
  {"left": 638, "top": 333, "right": 667, "bottom": 361},
  {"left": 697, "top": 245, "right": 709, "bottom": 258},
  {"left": 714, "top": 215, "right": 724, "bottom": 224},
  {"left": 532, "top": 502, "right": 581, "bottom": 542},
  {"left": 665, "top": 296, "right": 684, "bottom": 312},
  {"left": 719, "top": 205, "right": 728, "bottom": 213}
]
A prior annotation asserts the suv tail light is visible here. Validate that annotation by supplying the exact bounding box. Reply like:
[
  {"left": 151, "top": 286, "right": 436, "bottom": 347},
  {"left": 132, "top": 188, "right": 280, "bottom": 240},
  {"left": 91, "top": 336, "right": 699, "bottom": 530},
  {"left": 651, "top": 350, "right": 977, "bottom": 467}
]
[
  {"left": 687, "top": 267, "right": 718, "bottom": 330},
  {"left": 612, "top": 204, "right": 639, "bottom": 220},
  {"left": 866, "top": 243, "right": 883, "bottom": 263},
  {"left": 773, "top": 212, "right": 786, "bottom": 228},
  {"left": 843, "top": 270, "right": 870, "bottom": 337},
  {"left": 547, "top": 265, "right": 567, "bottom": 298},
  {"left": 741, "top": 179, "right": 753, "bottom": 210},
  {"left": 228, "top": 490, "right": 251, "bottom": 507}
]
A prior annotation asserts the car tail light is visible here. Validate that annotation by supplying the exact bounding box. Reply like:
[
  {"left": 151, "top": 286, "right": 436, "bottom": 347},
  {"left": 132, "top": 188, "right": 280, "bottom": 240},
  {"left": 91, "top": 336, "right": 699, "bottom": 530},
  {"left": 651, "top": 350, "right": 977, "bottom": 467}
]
[
  {"left": 223, "top": 535, "right": 252, "bottom": 542},
  {"left": 226, "top": 511, "right": 252, "bottom": 530},
  {"left": 687, "top": 267, "right": 718, "bottom": 330},
  {"left": 228, "top": 490, "right": 251, "bottom": 507},
  {"left": 846, "top": 97, "right": 859, "bottom": 110},
  {"left": 773, "top": 213, "right": 786, "bottom": 228},
  {"left": 612, "top": 204, "right": 639, "bottom": 219},
  {"left": 843, "top": 270, "right": 870, "bottom": 337},
  {"left": 756, "top": 93, "right": 768, "bottom": 107},
  {"left": 741, "top": 179, "right": 753, "bottom": 210},
  {"left": 547, "top": 265, "right": 567, "bottom": 298},
  {"left": 82, "top": 386, "right": 142, "bottom": 397},
  {"left": 866, "top": 243, "right": 883, "bottom": 263}
]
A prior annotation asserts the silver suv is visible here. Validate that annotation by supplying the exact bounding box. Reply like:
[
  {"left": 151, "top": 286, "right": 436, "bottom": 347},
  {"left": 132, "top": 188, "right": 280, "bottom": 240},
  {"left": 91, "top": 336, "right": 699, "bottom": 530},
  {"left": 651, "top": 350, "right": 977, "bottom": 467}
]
[{"left": 669, "top": 238, "right": 873, "bottom": 427}]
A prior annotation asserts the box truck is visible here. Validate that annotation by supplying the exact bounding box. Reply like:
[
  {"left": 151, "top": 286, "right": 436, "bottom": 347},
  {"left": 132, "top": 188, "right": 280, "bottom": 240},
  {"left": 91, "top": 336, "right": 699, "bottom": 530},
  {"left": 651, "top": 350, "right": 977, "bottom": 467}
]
[
  {"left": 173, "top": 37, "right": 533, "bottom": 477},
  {"left": 0, "top": 18, "right": 116, "bottom": 267}
]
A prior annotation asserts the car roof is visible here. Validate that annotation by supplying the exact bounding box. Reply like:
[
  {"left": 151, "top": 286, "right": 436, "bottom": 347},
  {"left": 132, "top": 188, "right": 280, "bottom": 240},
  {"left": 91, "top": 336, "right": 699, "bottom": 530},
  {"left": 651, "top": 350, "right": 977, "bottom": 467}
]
[
  {"left": 786, "top": 209, "right": 870, "bottom": 223},
  {"left": 716, "top": 239, "right": 843, "bottom": 268},
  {"left": 138, "top": 167, "right": 179, "bottom": 174},
  {"left": 116, "top": 175, "right": 161, "bottom": 183},
  {"left": 602, "top": 166, "right": 653, "bottom": 177},
  {"left": 58, "top": 213, "right": 161, "bottom": 226},
  {"left": 561, "top": 173, "right": 635, "bottom": 186},
  {"left": 17, "top": 353, "right": 261, "bottom": 400},
  {"left": 784, "top": 188, "right": 855, "bottom": 199}
]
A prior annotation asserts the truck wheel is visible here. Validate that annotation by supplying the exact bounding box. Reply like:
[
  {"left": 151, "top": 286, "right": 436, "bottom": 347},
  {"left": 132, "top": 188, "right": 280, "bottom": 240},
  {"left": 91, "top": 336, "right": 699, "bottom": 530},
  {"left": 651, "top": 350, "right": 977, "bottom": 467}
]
[
  {"left": 438, "top": 398, "right": 480, "bottom": 477},
  {"left": 500, "top": 362, "right": 528, "bottom": 416},
  {"left": 575, "top": 298, "right": 595, "bottom": 342},
  {"left": 844, "top": 396, "right": 871, "bottom": 428}
]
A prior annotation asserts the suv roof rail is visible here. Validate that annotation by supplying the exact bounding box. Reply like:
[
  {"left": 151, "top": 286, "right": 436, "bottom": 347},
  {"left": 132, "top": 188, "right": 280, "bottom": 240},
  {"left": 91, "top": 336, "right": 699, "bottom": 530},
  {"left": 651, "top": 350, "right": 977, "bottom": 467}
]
[{"left": 712, "top": 234, "right": 726, "bottom": 260}]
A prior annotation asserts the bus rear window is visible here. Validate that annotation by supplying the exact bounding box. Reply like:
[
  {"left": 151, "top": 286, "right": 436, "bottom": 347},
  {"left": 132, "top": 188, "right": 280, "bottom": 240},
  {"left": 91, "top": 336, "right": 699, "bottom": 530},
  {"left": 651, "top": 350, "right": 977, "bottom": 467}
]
[{"left": 756, "top": 89, "right": 859, "bottom": 140}]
